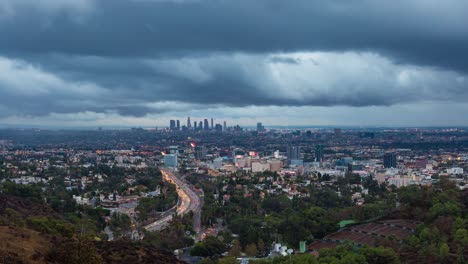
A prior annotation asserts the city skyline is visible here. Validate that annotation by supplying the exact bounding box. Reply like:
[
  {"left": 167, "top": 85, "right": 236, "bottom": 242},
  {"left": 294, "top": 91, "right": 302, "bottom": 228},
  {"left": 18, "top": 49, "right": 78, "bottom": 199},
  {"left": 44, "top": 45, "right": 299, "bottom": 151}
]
[
  {"left": 4, "top": 111, "right": 468, "bottom": 129},
  {"left": 1, "top": 1, "right": 468, "bottom": 127}
]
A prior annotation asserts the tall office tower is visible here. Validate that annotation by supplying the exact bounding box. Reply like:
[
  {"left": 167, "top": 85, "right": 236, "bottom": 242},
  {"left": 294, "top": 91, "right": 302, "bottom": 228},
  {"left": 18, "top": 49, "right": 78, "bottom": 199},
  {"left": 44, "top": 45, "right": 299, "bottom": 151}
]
[
  {"left": 164, "top": 154, "right": 178, "bottom": 168},
  {"left": 215, "top": 124, "right": 222, "bottom": 132},
  {"left": 287, "top": 145, "right": 300, "bottom": 160},
  {"left": 384, "top": 153, "right": 397, "bottom": 168},
  {"left": 199, "top": 121, "right": 202, "bottom": 130},
  {"left": 187, "top": 117, "right": 191, "bottom": 128},
  {"left": 194, "top": 122, "right": 197, "bottom": 130},
  {"left": 204, "top": 119, "right": 209, "bottom": 130},
  {"left": 293, "top": 146, "right": 301, "bottom": 160},
  {"left": 169, "top": 120, "right": 176, "bottom": 130},
  {"left": 223, "top": 121, "right": 227, "bottom": 131},
  {"left": 315, "top": 144, "right": 324, "bottom": 162},
  {"left": 211, "top": 118, "right": 214, "bottom": 129},
  {"left": 195, "top": 146, "right": 207, "bottom": 160},
  {"left": 176, "top": 120, "right": 180, "bottom": 131},
  {"left": 257, "top": 122, "right": 265, "bottom": 132}
]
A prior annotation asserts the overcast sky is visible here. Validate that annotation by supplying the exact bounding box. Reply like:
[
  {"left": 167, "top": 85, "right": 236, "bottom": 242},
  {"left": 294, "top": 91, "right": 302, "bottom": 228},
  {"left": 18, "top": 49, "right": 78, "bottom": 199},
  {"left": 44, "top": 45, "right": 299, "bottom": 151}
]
[{"left": 1, "top": 0, "right": 468, "bottom": 128}]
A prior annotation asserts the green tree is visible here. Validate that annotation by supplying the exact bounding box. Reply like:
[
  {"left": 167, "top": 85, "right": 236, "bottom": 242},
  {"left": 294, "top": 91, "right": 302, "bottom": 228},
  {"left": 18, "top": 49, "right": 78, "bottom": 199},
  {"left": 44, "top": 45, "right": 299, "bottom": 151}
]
[
  {"left": 438, "top": 243, "right": 450, "bottom": 263},
  {"left": 47, "top": 238, "right": 102, "bottom": 264},
  {"left": 359, "top": 246, "right": 400, "bottom": 264},
  {"left": 218, "top": 256, "right": 238, "bottom": 264},
  {"left": 228, "top": 239, "right": 241, "bottom": 257},
  {"left": 109, "top": 212, "right": 131, "bottom": 237},
  {"left": 320, "top": 245, "right": 367, "bottom": 264},
  {"left": 429, "top": 202, "right": 461, "bottom": 220},
  {"left": 251, "top": 254, "right": 318, "bottom": 264},
  {"left": 245, "top": 243, "right": 258, "bottom": 257},
  {"left": 257, "top": 239, "right": 265, "bottom": 254},
  {"left": 190, "top": 236, "right": 226, "bottom": 257},
  {"left": 454, "top": 228, "right": 468, "bottom": 247}
]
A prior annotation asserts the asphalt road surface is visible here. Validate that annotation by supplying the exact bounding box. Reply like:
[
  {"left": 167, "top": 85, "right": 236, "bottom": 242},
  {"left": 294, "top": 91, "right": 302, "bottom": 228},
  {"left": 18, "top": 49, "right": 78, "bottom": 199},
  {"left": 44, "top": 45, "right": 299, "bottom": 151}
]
[{"left": 144, "top": 168, "right": 203, "bottom": 235}]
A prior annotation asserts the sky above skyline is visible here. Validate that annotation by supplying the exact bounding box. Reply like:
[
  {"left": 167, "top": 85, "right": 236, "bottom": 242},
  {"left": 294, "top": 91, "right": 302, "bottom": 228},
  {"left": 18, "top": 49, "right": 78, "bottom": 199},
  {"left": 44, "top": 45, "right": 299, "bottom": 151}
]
[{"left": 1, "top": 0, "right": 468, "bottom": 127}]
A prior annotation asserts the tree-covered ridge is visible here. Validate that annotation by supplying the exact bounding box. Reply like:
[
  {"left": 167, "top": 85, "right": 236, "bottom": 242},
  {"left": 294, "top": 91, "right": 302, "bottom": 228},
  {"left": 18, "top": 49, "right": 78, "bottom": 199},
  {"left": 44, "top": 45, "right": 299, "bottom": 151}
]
[
  {"left": 251, "top": 245, "right": 400, "bottom": 264},
  {"left": 0, "top": 185, "right": 186, "bottom": 264},
  {"left": 397, "top": 178, "right": 468, "bottom": 263},
  {"left": 189, "top": 171, "right": 394, "bottom": 248},
  {"left": 0, "top": 163, "right": 191, "bottom": 264},
  {"left": 185, "top": 170, "right": 467, "bottom": 264}
]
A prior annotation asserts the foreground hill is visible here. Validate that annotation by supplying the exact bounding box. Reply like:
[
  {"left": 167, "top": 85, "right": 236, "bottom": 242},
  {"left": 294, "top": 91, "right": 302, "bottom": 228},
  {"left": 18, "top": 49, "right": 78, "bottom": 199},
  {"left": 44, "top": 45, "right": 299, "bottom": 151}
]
[
  {"left": 0, "top": 193, "right": 185, "bottom": 264},
  {"left": 0, "top": 226, "right": 49, "bottom": 264}
]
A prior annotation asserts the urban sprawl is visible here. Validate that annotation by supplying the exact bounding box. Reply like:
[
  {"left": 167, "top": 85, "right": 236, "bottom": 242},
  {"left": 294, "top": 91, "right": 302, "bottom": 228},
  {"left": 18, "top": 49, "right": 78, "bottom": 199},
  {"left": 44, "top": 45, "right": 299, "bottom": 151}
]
[{"left": 0, "top": 120, "right": 467, "bottom": 263}]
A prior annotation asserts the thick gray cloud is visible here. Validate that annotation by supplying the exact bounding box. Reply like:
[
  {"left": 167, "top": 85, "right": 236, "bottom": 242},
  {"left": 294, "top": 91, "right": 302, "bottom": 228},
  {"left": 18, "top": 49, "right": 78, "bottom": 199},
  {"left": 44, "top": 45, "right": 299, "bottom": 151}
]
[
  {"left": 1, "top": 52, "right": 466, "bottom": 118},
  {"left": 0, "top": 0, "right": 467, "bottom": 125},
  {"left": 1, "top": 0, "right": 467, "bottom": 71}
]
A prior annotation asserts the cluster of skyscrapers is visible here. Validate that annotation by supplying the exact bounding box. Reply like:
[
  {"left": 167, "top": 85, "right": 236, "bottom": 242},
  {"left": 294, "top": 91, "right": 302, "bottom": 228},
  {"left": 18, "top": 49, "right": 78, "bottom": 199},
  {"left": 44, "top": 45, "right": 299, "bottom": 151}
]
[{"left": 169, "top": 117, "right": 227, "bottom": 132}]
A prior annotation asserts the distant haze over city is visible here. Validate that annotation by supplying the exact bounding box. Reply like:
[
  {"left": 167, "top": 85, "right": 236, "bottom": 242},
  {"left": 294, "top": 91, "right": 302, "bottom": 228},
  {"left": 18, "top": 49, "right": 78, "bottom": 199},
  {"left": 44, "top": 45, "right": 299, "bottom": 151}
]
[{"left": 1, "top": 0, "right": 468, "bottom": 127}]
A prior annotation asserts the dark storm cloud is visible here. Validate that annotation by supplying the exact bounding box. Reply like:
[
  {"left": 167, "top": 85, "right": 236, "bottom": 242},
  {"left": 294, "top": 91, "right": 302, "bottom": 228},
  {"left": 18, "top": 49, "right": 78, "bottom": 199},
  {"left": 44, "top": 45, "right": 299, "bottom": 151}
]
[
  {"left": 1, "top": 51, "right": 468, "bottom": 117},
  {"left": 0, "top": 0, "right": 468, "bottom": 119},
  {"left": 1, "top": 0, "right": 467, "bottom": 71}
]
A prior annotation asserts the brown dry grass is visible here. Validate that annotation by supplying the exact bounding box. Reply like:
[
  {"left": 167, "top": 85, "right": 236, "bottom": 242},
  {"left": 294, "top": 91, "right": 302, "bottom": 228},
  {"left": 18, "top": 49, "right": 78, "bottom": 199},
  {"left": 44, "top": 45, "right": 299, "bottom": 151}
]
[{"left": 0, "top": 226, "right": 50, "bottom": 264}]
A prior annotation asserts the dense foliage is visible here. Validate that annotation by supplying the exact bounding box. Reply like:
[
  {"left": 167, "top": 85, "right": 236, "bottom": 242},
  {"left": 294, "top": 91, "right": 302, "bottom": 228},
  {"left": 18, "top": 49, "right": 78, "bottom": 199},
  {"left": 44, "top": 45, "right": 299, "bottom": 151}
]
[
  {"left": 398, "top": 178, "right": 468, "bottom": 263},
  {"left": 188, "top": 172, "right": 394, "bottom": 249},
  {"left": 136, "top": 182, "right": 178, "bottom": 221},
  {"left": 251, "top": 245, "right": 400, "bottom": 264}
]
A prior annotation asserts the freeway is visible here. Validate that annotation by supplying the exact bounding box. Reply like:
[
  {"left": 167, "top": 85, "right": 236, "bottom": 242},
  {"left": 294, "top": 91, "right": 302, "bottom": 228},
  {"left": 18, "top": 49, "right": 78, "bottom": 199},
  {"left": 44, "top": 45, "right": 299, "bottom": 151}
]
[{"left": 144, "top": 168, "right": 202, "bottom": 234}]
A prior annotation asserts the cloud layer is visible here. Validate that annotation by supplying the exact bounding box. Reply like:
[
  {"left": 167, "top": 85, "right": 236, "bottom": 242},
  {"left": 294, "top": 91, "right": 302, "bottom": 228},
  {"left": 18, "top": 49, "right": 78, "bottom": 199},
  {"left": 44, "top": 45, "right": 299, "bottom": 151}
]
[
  {"left": 0, "top": 0, "right": 467, "bottom": 126},
  {"left": 1, "top": 52, "right": 466, "bottom": 116}
]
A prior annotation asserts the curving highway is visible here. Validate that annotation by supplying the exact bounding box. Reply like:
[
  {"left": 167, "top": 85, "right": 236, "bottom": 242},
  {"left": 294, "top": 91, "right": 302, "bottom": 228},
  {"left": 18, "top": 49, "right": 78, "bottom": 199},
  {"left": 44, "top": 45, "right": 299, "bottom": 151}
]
[{"left": 144, "top": 168, "right": 202, "bottom": 234}]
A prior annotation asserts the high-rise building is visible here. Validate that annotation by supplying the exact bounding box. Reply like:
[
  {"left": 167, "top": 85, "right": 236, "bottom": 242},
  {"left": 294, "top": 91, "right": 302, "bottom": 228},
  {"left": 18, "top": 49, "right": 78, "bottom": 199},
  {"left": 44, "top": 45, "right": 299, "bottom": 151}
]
[
  {"left": 199, "top": 121, "right": 202, "bottom": 130},
  {"left": 287, "top": 145, "right": 300, "bottom": 160},
  {"left": 215, "top": 124, "right": 222, "bottom": 132},
  {"left": 315, "top": 144, "right": 324, "bottom": 162},
  {"left": 223, "top": 121, "right": 227, "bottom": 131},
  {"left": 204, "top": 119, "right": 209, "bottom": 130},
  {"left": 195, "top": 146, "right": 207, "bottom": 160},
  {"left": 257, "top": 122, "right": 265, "bottom": 132},
  {"left": 187, "top": 117, "right": 191, "bottom": 128},
  {"left": 211, "top": 118, "right": 214, "bottom": 129},
  {"left": 194, "top": 122, "right": 197, "bottom": 130},
  {"left": 176, "top": 120, "right": 180, "bottom": 131},
  {"left": 384, "top": 153, "right": 397, "bottom": 168},
  {"left": 169, "top": 120, "right": 176, "bottom": 130},
  {"left": 164, "top": 154, "right": 178, "bottom": 168}
]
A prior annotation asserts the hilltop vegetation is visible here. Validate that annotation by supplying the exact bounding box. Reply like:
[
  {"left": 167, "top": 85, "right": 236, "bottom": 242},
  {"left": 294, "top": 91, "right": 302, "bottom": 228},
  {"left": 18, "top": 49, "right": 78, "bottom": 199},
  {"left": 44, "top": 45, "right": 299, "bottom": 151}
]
[
  {"left": 0, "top": 185, "right": 184, "bottom": 264},
  {"left": 188, "top": 172, "right": 467, "bottom": 264}
]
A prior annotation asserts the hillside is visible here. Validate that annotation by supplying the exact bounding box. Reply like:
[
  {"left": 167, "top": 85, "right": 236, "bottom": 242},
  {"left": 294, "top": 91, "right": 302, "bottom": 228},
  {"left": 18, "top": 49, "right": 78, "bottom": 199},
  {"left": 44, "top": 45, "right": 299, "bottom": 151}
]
[
  {"left": 0, "top": 226, "right": 49, "bottom": 264},
  {"left": 0, "top": 194, "right": 185, "bottom": 264}
]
